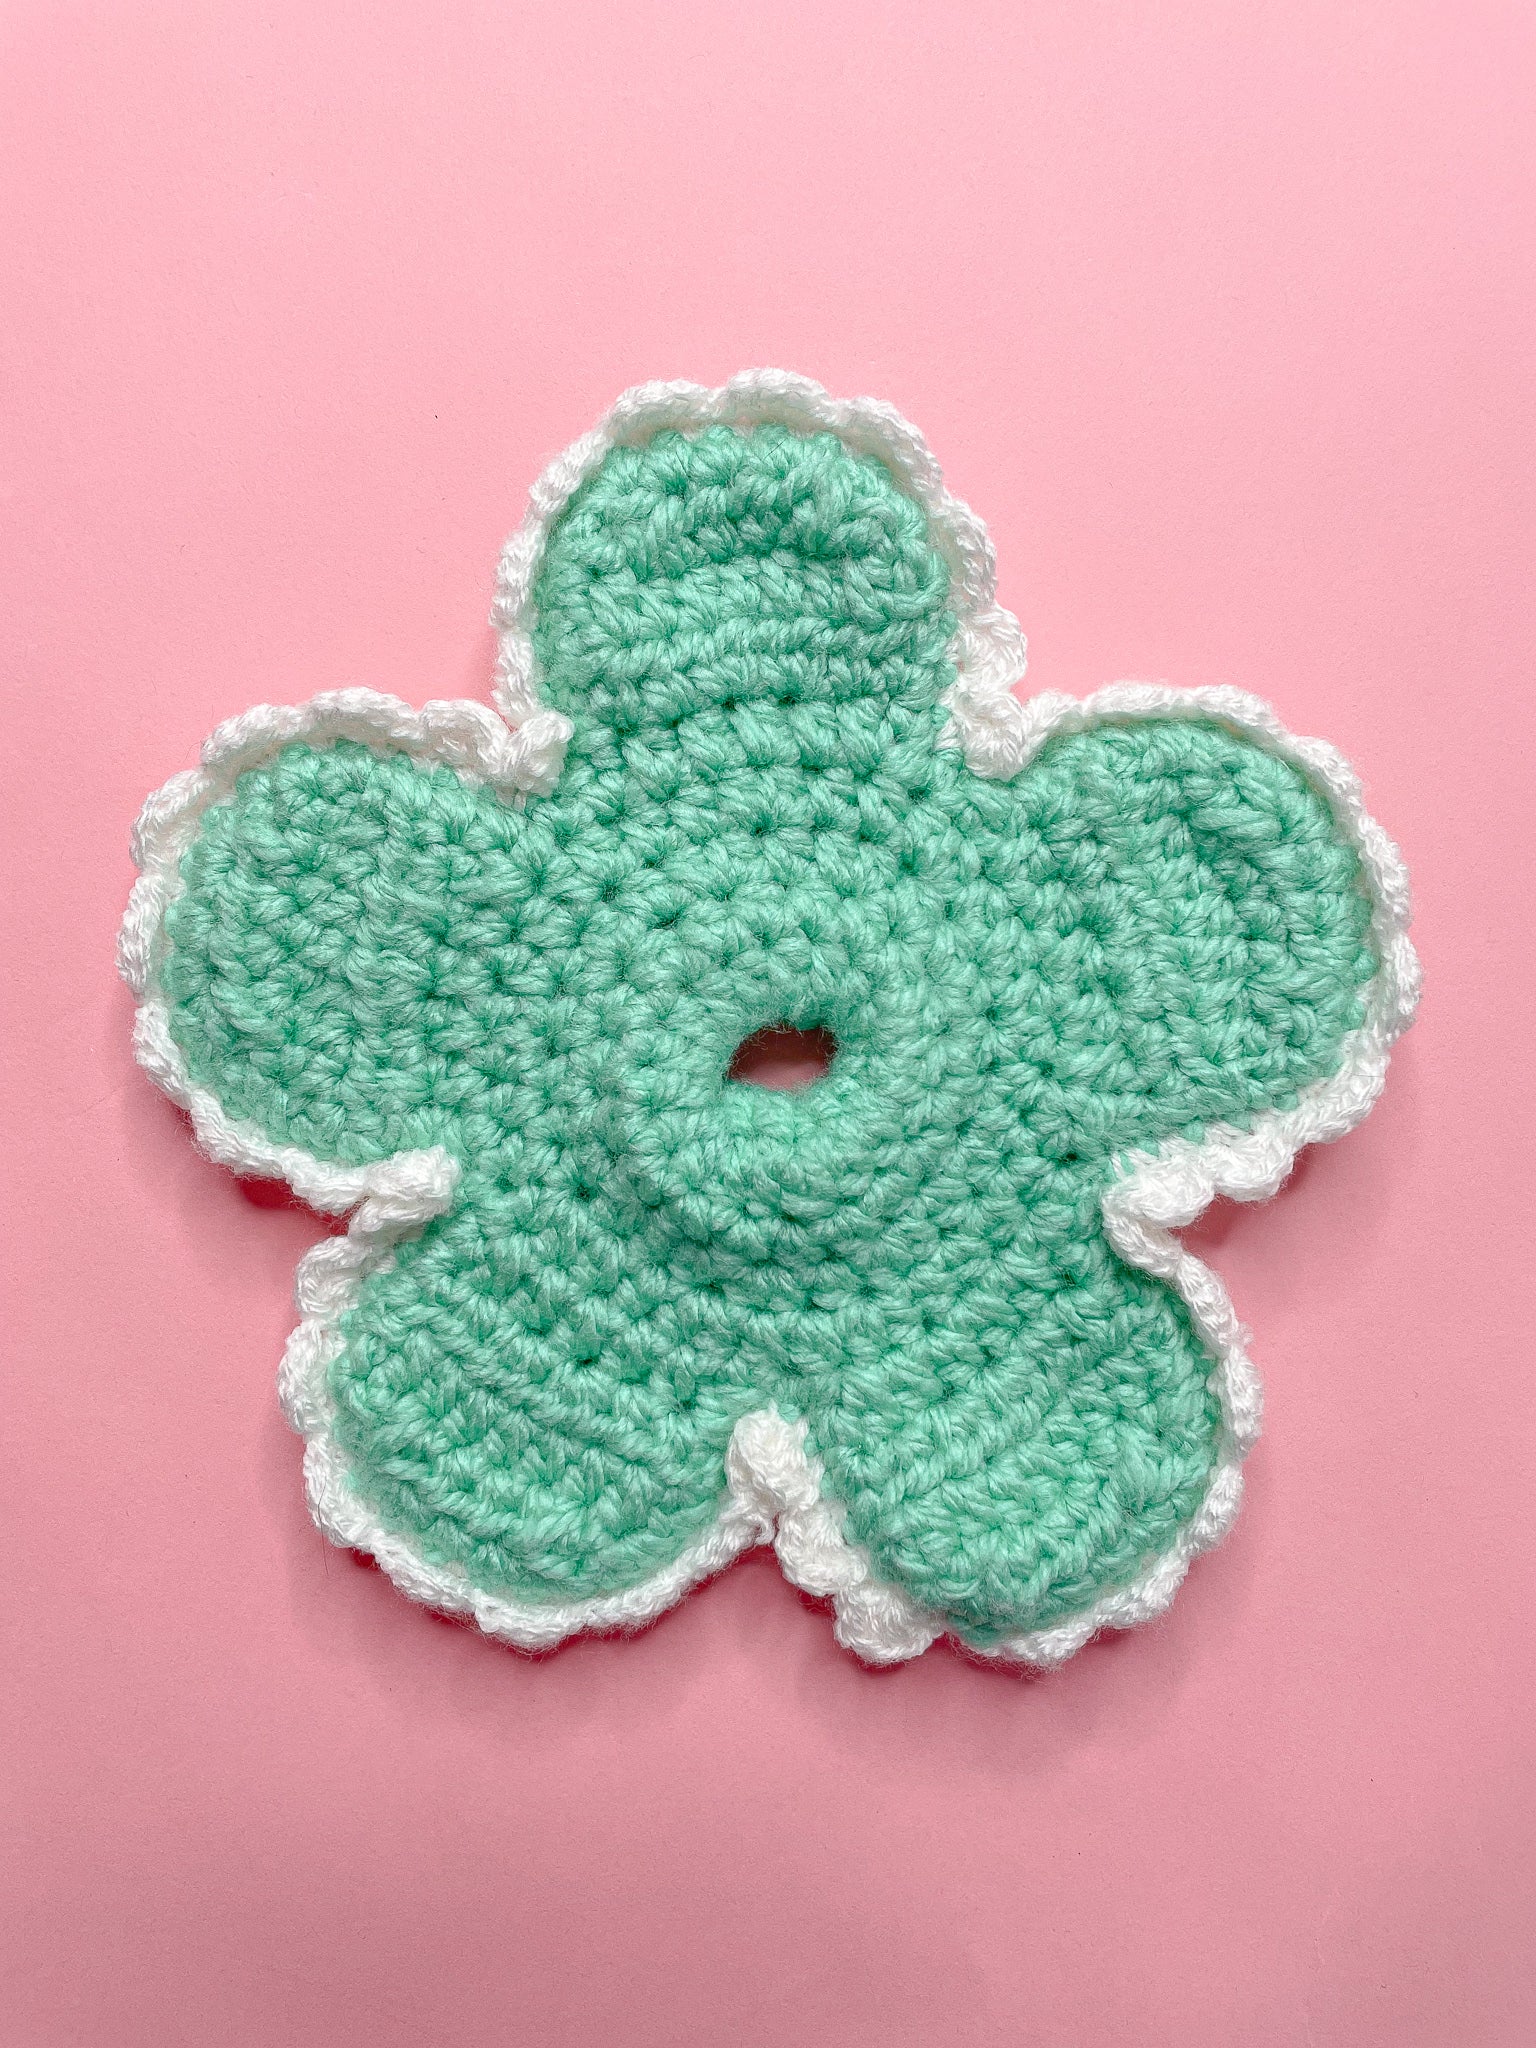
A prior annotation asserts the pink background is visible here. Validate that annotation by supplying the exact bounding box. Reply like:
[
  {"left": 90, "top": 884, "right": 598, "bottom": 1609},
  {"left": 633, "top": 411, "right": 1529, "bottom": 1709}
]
[{"left": 3, "top": 3, "right": 1534, "bottom": 2043}]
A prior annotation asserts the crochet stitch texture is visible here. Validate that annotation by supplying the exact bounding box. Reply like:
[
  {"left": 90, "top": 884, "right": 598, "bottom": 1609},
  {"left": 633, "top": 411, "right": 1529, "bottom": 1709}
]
[{"left": 122, "top": 372, "right": 1417, "bottom": 1665}]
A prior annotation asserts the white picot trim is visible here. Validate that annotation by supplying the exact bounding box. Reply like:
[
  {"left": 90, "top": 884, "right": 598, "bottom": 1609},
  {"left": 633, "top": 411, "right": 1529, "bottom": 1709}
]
[{"left": 121, "top": 372, "right": 1419, "bottom": 1665}]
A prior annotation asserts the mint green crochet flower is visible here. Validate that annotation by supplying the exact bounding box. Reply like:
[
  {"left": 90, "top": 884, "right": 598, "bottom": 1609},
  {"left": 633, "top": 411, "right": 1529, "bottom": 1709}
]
[{"left": 123, "top": 375, "right": 1415, "bottom": 1665}]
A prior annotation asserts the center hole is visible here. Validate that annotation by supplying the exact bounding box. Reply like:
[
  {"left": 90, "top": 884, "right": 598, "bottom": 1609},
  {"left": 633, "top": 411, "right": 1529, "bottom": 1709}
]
[{"left": 727, "top": 1024, "right": 837, "bottom": 1092}]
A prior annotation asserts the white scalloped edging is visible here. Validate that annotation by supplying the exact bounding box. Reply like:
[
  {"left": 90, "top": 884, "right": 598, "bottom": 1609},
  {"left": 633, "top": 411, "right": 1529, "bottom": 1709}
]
[{"left": 121, "top": 372, "right": 1418, "bottom": 1666}]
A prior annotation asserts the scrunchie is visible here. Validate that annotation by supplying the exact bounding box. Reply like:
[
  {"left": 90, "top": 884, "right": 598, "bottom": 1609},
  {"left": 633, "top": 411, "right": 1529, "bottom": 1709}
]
[{"left": 122, "top": 373, "right": 1416, "bottom": 1665}]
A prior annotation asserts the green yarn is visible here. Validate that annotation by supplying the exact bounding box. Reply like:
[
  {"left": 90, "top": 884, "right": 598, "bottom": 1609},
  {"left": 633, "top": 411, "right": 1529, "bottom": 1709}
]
[{"left": 162, "top": 424, "right": 1376, "bottom": 1639}]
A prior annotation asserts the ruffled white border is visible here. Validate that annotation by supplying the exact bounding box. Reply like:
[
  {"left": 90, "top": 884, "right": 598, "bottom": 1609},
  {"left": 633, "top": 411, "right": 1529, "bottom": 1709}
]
[{"left": 120, "top": 371, "right": 1418, "bottom": 1665}]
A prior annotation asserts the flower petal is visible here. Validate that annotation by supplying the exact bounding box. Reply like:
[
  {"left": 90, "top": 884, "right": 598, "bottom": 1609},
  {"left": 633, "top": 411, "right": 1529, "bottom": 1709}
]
[
  {"left": 946, "top": 709, "right": 1383, "bottom": 1165},
  {"left": 794, "top": 1162, "right": 1232, "bottom": 1641},
  {"left": 157, "top": 730, "right": 564, "bottom": 1166},
  {"left": 325, "top": 1165, "right": 765, "bottom": 1604}
]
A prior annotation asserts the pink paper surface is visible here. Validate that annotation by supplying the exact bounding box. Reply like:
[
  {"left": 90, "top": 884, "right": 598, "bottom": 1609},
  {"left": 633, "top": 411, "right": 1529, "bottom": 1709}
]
[{"left": 3, "top": 4, "right": 1533, "bottom": 2043}]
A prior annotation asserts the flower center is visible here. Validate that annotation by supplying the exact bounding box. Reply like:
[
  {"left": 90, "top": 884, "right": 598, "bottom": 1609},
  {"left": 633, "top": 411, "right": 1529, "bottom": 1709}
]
[{"left": 726, "top": 1024, "right": 837, "bottom": 1091}]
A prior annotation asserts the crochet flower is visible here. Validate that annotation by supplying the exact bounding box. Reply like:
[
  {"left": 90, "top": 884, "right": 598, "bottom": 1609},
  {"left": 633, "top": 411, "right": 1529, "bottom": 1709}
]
[{"left": 121, "top": 373, "right": 1415, "bottom": 1665}]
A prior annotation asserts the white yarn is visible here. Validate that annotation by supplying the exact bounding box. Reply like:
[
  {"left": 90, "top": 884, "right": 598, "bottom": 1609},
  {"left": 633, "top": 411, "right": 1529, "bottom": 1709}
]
[{"left": 121, "top": 373, "right": 1419, "bottom": 1665}]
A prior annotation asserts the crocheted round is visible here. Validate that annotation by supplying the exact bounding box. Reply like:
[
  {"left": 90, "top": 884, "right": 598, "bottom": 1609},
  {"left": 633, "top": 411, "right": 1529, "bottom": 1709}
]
[{"left": 121, "top": 373, "right": 1417, "bottom": 1665}]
